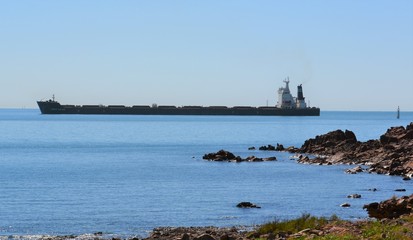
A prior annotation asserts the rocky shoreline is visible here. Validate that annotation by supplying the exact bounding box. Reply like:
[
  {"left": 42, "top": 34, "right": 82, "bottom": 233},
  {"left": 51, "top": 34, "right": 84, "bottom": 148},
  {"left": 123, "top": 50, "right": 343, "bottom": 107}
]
[
  {"left": 287, "top": 122, "right": 413, "bottom": 177},
  {"left": 203, "top": 123, "right": 413, "bottom": 177},
  {"left": 139, "top": 193, "right": 413, "bottom": 239},
  {"left": 22, "top": 193, "right": 413, "bottom": 239}
]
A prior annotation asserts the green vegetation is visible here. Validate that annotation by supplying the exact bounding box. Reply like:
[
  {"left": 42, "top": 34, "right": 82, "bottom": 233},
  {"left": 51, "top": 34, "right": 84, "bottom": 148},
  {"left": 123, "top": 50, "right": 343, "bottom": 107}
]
[
  {"left": 251, "top": 213, "right": 413, "bottom": 240},
  {"left": 255, "top": 213, "right": 338, "bottom": 235},
  {"left": 358, "top": 215, "right": 413, "bottom": 240}
]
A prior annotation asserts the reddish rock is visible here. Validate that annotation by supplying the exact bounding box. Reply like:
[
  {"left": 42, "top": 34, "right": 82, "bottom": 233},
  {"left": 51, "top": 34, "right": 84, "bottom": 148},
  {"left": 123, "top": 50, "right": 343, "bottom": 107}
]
[
  {"left": 292, "top": 123, "right": 413, "bottom": 176},
  {"left": 363, "top": 194, "right": 413, "bottom": 219},
  {"left": 203, "top": 150, "right": 236, "bottom": 161},
  {"left": 203, "top": 150, "right": 276, "bottom": 163}
]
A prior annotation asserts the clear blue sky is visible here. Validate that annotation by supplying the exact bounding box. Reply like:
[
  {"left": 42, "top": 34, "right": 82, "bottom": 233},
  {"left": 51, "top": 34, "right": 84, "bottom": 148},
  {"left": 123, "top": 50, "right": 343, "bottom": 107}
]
[{"left": 1, "top": 0, "right": 412, "bottom": 111}]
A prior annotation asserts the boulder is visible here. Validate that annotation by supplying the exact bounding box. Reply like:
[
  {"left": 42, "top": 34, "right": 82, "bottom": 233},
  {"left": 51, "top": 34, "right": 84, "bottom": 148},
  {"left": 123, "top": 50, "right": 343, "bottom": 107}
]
[
  {"left": 194, "top": 234, "right": 215, "bottom": 240},
  {"left": 181, "top": 233, "right": 190, "bottom": 240}
]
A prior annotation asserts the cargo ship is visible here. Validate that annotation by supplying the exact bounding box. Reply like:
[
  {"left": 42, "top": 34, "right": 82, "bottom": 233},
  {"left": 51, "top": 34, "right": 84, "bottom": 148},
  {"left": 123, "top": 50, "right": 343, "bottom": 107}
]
[{"left": 37, "top": 80, "right": 320, "bottom": 116}]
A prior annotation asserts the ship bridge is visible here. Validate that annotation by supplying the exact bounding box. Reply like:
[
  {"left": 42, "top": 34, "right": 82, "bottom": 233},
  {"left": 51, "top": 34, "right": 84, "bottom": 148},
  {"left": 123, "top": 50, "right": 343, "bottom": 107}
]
[{"left": 276, "top": 78, "right": 307, "bottom": 109}]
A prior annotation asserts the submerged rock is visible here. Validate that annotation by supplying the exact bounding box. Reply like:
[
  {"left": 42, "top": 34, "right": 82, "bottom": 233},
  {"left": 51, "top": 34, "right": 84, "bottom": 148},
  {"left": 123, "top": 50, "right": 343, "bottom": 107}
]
[
  {"left": 263, "top": 156, "right": 277, "bottom": 161},
  {"left": 347, "top": 194, "right": 361, "bottom": 199},
  {"left": 395, "top": 189, "right": 406, "bottom": 192}
]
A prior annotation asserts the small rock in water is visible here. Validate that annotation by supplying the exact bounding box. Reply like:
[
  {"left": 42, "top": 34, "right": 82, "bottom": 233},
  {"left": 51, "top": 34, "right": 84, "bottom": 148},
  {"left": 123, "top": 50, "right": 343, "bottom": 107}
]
[
  {"left": 347, "top": 194, "right": 361, "bottom": 198},
  {"left": 402, "top": 176, "right": 411, "bottom": 181},
  {"left": 248, "top": 146, "right": 256, "bottom": 150},
  {"left": 236, "top": 202, "right": 261, "bottom": 208},
  {"left": 395, "top": 189, "right": 406, "bottom": 192},
  {"left": 340, "top": 203, "right": 351, "bottom": 207},
  {"left": 368, "top": 188, "right": 378, "bottom": 191}
]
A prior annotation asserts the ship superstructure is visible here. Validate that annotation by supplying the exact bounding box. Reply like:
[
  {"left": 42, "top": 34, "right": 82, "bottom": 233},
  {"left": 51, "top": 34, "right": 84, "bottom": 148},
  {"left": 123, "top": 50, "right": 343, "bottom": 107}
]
[
  {"left": 37, "top": 80, "right": 320, "bottom": 116},
  {"left": 277, "top": 78, "right": 308, "bottom": 109}
]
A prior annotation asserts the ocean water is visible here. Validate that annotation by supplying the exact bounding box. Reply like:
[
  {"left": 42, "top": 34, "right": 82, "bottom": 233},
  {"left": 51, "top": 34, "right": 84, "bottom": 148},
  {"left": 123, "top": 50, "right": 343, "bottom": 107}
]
[{"left": 0, "top": 109, "right": 412, "bottom": 238}]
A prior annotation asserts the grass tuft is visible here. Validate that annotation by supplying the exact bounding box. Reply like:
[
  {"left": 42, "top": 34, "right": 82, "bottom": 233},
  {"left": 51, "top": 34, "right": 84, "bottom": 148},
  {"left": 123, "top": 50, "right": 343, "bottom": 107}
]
[
  {"left": 252, "top": 213, "right": 413, "bottom": 239},
  {"left": 256, "top": 213, "right": 332, "bottom": 235}
]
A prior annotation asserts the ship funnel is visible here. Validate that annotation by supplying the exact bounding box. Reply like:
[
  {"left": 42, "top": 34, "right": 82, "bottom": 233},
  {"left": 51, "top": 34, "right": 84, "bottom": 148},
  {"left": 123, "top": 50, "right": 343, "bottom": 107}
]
[
  {"left": 297, "top": 84, "right": 305, "bottom": 101},
  {"left": 296, "top": 84, "right": 307, "bottom": 109}
]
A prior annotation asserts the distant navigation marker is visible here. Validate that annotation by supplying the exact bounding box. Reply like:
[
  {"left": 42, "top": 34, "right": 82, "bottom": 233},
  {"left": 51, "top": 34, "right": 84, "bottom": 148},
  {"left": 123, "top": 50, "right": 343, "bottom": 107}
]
[{"left": 397, "top": 106, "right": 400, "bottom": 119}]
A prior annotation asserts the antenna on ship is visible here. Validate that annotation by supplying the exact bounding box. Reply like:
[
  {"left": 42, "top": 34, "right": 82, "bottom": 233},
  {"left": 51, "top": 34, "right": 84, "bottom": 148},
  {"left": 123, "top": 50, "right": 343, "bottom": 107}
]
[
  {"left": 397, "top": 106, "right": 400, "bottom": 119},
  {"left": 52, "top": 94, "right": 55, "bottom": 102}
]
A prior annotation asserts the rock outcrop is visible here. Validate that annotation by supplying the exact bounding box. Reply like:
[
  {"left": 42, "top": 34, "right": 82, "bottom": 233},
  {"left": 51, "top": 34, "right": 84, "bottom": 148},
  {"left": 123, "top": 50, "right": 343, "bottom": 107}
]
[
  {"left": 203, "top": 150, "right": 276, "bottom": 163},
  {"left": 203, "top": 150, "right": 237, "bottom": 161},
  {"left": 363, "top": 194, "right": 413, "bottom": 219},
  {"left": 294, "top": 123, "right": 413, "bottom": 176},
  {"left": 258, "top": 143, "right": 287, "bottom": 151},
  {"left": 236, "top": 202, "right": 261, "bottom": 208}
]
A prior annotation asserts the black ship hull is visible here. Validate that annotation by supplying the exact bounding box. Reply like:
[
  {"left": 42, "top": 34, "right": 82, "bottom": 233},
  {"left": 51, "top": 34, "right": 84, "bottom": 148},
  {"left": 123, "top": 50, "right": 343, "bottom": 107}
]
[{"left": 37, "top": 101, "right": 320, "bottom": 116}]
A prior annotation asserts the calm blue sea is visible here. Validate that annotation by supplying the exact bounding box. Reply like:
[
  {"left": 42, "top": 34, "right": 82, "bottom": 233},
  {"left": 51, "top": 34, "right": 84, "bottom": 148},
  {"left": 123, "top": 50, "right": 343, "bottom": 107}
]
[{"left": 0, "top": 109, "right": 412, "bottom": 238}]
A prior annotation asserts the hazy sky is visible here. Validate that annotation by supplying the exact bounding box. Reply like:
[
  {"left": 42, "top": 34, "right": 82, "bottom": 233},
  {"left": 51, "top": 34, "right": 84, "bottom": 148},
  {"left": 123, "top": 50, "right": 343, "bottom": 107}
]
[{"left": 1, "top": 0, "right": 412, "bottom": 111}]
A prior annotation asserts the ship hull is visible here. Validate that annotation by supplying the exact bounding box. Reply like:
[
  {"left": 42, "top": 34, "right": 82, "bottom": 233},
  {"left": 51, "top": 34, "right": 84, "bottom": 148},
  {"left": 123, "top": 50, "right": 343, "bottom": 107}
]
[{"left": 37, "top": 101, "right": 320, "bottom": 116}]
